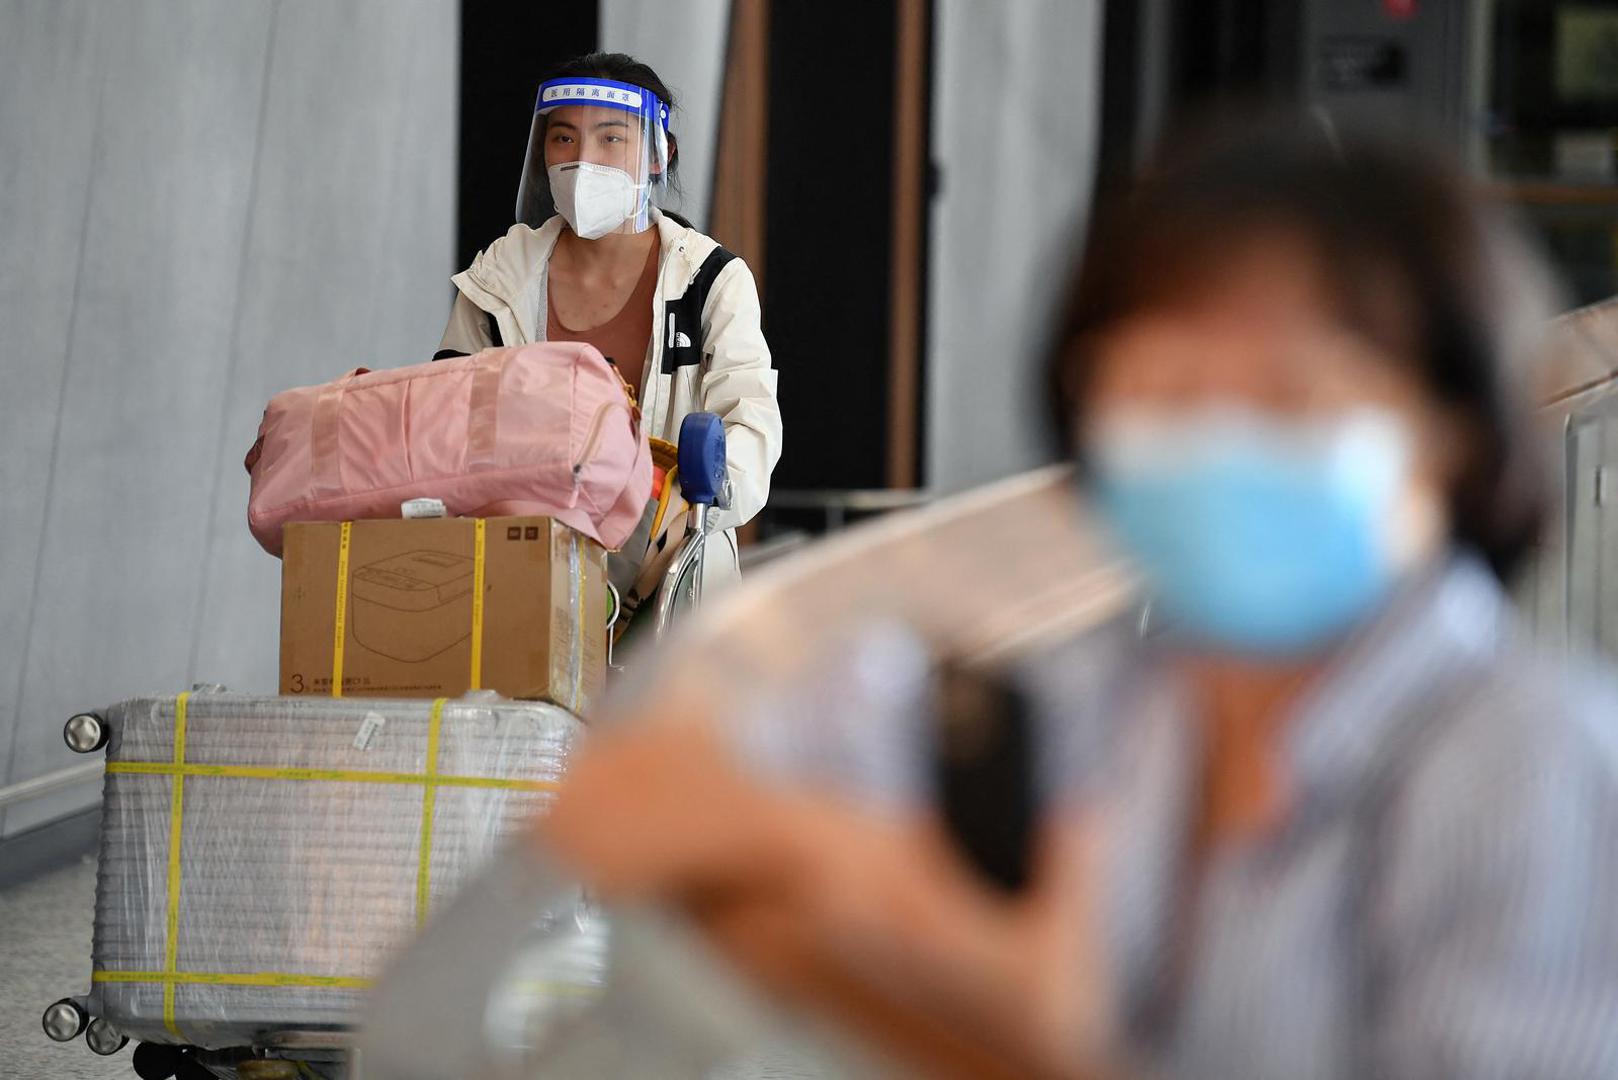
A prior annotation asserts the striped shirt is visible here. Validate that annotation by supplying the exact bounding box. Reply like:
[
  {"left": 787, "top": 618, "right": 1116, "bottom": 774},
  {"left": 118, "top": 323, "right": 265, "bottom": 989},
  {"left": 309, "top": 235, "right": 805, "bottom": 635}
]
[{"left": 1022, "top": 555, "right": 1618, "bottom": 1079}]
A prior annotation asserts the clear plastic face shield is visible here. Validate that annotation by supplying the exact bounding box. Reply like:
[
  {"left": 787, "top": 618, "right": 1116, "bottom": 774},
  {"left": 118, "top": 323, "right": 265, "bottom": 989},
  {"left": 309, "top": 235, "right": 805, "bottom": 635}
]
[{"left": 515, "top": 77, "right": 671, "bottom": 237}]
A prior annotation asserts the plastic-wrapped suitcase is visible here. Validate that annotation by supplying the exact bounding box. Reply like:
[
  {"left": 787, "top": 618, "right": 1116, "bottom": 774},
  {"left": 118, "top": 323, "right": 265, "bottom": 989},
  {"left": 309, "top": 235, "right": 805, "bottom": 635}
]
[{"left": 46, "top": 690, "right": 601, "bottom": 1074}]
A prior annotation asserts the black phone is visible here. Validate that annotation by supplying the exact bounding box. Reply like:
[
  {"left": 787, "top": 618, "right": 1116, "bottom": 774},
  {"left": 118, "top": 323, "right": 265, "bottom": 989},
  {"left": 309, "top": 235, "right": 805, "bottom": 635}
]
[{"left": 932, "top": 662, "right": 1037, "bottom": 894}]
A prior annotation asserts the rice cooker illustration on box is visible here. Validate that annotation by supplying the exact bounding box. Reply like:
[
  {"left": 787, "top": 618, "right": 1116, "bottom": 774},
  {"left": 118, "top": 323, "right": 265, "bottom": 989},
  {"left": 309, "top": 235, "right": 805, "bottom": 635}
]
[{"left": 349, "top": 549, "right": 476, "bottom": 662}]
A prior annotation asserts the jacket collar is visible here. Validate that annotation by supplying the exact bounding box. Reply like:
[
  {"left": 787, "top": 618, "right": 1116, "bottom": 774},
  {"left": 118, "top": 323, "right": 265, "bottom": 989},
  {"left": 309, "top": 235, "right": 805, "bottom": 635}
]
[
  {"left": 452, "top": 209, "right": 707, "bottom": 339},
  {"left": 1126, "top": 553, "right": 1512, "bottom": 823},
  {"left": 1280, "top": 553, "right": 1510, "bottom": 812}
]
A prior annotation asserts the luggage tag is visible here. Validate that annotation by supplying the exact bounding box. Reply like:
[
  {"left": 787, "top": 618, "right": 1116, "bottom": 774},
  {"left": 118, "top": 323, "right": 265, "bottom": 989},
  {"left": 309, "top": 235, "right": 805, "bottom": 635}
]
[
  {"left": 401, "top": 497, "right": 448, "bottom": 519},
  {"left": 354, "top": 711, "right": 388, "bottom": 751}
]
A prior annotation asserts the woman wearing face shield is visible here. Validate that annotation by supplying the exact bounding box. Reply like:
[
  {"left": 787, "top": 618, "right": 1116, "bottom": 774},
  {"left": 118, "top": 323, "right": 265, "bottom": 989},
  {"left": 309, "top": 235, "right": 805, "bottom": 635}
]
[
  {"left": 537, "top": 117, "right": 1618, "bottom": 1079},
  {"left": 438, "top": 53, "right": 781, "bottom": 602}
]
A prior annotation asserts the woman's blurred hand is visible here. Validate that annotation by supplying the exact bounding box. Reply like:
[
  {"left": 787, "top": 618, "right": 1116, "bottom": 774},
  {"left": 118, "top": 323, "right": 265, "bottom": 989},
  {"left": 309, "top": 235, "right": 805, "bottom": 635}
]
[
  {"left": 534, "top": 714, "right": 1124, "bottom": 1078},
  {"left": 537, "top": 716, "right": 791, "bottom": 899}
]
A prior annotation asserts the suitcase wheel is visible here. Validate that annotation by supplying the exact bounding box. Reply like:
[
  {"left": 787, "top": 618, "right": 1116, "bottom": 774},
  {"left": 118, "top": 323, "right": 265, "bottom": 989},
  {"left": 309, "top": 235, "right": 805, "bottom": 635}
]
[
  {"left": 41, "top": 998, "right": 88, "bottom": 1042},
  {"left": 64, "top": 712, "right": 108, "bottom": 753},
  {"left": 85, "top": 1016, "right": 128, "bottom": 1056},
  {"left": 131, "top": 1042, "right": 182, "bottom": 1080}
]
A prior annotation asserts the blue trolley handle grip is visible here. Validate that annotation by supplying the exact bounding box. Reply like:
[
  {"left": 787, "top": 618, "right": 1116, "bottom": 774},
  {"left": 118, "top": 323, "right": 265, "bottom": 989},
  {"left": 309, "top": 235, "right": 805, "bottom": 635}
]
[{"left": 677, "top": 412, "right": 729, "bottom": 508}]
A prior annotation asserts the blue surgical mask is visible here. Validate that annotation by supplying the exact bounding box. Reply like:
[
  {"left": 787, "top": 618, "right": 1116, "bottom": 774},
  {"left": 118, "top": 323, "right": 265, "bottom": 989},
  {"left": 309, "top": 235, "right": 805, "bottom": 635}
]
[{"left": 1087, "top": 407, "right": 1422, "bottom": 658}]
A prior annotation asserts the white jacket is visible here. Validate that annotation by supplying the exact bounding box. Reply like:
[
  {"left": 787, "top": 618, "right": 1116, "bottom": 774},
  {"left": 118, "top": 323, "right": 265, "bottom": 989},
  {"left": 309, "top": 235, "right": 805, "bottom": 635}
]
[{"left": 439, "top": 211, "right": 783, "bottom": 586}]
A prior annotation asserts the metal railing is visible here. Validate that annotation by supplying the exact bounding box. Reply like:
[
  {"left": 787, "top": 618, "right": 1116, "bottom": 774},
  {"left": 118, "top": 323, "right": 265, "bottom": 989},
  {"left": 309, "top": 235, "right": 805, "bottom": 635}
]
[
  {"left": 0, "top": 761, "right": 104, "bottom": 811},
  {"left": 763, "top": 488, "right": 932, "bottom": 531}
]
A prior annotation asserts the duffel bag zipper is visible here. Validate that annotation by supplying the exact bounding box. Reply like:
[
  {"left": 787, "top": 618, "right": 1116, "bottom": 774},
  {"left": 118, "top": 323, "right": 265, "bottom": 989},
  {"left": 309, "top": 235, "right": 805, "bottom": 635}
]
[{"left": 572, "top": 401, "right": 631, "bottom": 482}]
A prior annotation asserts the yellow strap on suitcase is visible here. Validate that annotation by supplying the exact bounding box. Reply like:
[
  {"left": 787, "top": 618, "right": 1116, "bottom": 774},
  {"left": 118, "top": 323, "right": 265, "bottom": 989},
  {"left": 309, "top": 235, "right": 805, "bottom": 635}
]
[
  {"left": 414, "top": 698, "right": 446, "bottom": 926},
  {"left": 161, "top": 691, "right": 190, "bottom": 1040}
]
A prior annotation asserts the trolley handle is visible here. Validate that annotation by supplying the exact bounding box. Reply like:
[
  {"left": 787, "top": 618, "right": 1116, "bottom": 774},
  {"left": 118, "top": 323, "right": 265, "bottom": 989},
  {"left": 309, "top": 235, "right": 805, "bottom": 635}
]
[{"left": 653, "top": 413, "right": 730, "bottom": 638}]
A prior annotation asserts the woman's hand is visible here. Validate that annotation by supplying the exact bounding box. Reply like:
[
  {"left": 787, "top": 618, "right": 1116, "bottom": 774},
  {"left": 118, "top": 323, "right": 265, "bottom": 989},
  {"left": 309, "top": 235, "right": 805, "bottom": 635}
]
[
  {"left": 537, "top": 717, "right": 794, "bottom": 899},
  {"left": 535, "top": 717, "right": 1125, "bottom": 1078},
  {"left": 540, "top": 728, "right": 1034, "bottom": 1077}
]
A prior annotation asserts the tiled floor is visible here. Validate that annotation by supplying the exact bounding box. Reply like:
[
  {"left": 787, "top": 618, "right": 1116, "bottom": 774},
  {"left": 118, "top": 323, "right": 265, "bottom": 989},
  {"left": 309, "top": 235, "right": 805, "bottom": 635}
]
[
  {"left": 0, "top": 858, "right": 842, "bottom": 1079},
  {"left": 0, "top": 856, "right": 133, "bottom": 1078}
]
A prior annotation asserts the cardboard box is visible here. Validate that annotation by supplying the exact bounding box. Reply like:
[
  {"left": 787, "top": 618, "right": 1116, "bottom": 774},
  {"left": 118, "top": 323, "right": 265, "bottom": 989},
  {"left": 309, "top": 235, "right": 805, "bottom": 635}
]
[{"left": 281, "top": 516, "right": 607, "bottom": 710}]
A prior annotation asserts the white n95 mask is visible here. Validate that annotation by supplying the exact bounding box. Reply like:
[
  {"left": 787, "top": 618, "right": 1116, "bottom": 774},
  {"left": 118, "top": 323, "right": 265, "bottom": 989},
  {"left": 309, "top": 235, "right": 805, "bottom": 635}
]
[{"left": 547, "top": 161, "right": 643, "bottom": 240}]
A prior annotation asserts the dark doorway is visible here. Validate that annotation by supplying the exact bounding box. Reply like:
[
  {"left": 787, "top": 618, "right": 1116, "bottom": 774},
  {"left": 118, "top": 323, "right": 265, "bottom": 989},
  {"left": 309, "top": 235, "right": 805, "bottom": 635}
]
[
  {"left": 762, "top": 1, "right": 931, "bottom": 495},
  {"left": 455, "top": 3, "right": 599, "bottom": 272}
]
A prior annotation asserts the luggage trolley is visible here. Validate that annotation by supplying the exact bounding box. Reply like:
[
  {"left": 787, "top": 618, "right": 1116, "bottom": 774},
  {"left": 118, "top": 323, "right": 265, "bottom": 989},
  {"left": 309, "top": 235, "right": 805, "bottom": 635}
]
[{"left": 41, "top": 415, "right": 732, "bottom": 1079}]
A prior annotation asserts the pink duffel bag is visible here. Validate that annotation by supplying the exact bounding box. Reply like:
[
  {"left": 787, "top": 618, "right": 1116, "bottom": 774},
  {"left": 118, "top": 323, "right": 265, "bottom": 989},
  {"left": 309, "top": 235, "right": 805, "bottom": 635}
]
[{"left": 246, "top": 343, "right": 652, "bottom": 556}]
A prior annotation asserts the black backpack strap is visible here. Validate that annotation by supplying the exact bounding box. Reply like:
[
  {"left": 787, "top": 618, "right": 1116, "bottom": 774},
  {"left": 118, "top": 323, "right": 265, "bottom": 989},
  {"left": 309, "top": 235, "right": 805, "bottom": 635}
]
[{"left": 661, "top": 245, "right": 738, "bottom": 374}]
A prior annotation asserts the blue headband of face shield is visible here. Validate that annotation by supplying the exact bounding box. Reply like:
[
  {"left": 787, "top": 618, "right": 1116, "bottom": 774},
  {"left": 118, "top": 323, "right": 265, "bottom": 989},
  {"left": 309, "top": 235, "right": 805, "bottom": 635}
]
[
  {"left": 535, "top": 77, "right": 670, "bottom": 130},
  {"left": 517, "top": 77, "right": 670, "bottom": 229}
]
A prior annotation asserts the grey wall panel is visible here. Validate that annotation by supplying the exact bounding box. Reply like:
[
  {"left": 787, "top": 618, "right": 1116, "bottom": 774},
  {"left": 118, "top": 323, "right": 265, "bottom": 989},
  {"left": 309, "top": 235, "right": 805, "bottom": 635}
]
[
  {"left": 6, "top": 1, "right": 277, "bottom": 836},
  {"left": 188, "top": 0, "right": 458, "bottom": 690},
  {"left": 599, "top": 0, "right": 729, "bottom": 232},
  {"left": 1531, "top": 415, "right": 1583, "bottom": 654},
  {"left": 0, "top": 1, "right": 102, "bottom": 839},
  {"left": 0, "top": 0, "right": 457, "bottom": 837},
  {"left": 1567, "top": 415, "right": 1603, "bottom": 654},
  {"left": 925, "top": 0, "right": 1102, "bottom": 494}
]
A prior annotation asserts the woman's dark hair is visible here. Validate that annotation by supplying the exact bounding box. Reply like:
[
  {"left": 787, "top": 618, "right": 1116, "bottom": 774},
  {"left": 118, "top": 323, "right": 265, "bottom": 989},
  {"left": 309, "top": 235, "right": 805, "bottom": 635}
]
[
  {"left": 535, "top": 52, "right": 691, "bottom": 226},
  {"left": 1048, "top": 113, "right": 1558, "bottom": 583}
]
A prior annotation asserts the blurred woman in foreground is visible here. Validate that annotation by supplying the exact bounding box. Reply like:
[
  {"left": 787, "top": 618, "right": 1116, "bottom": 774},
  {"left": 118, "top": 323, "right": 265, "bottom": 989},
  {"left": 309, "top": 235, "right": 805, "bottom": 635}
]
[{"left": 540, "top": 118, "right": 1618, "bottom": 1078}]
